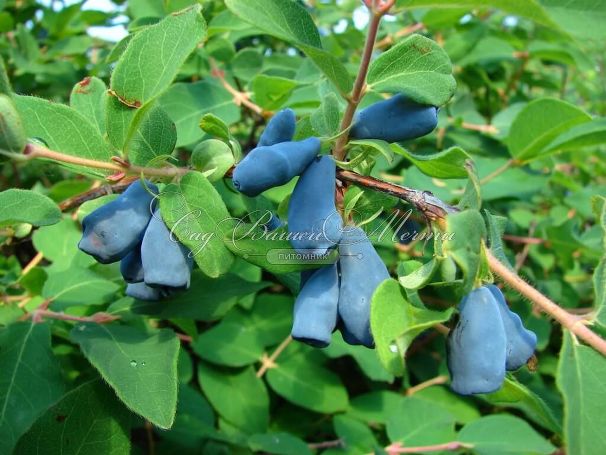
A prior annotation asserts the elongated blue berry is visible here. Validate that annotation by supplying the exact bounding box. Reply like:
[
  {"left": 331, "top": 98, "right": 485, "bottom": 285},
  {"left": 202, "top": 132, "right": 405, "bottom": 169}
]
[
  {"left": 232, "top": 137, "right": 320, "bottom": 197},
  {"left": 350, "top": 94, "right": 438, "bottom": 143},
  {"left": 120, "top": 246, "right": 144, "bottom": 283},
  {"left": 291, "top": 264, "right": 339, "bottom": 347},
  {"left": 447, "top": 287, "right": 507, "bottom": 395},
  {"left": 79, "top": 180, "right": 157, "bottom": 263},
  {"left": 141, "top": 209, "right": 193, "bottom": 289},
  {"left": 486, "top": 284, "right": 537, "bottom": 371},
  {"left": 337, "top": 227, "right": 389, "bottom": 347},
  {"left": 288, "top": 155, "right": 342, "bottom": 255},
  {"left": 258, "top": 108, "right": 296, "bottom": 146},
  {"left": 126, "top": 282, "right": 172, "bottom": 301}
]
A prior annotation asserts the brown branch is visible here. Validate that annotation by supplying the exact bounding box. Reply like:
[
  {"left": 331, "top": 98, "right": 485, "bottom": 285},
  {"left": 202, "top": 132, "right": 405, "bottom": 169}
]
[
  {"left": 59, "top": 178, "right": 137, "bottom": 211},
  {"left": 336, "top": 170, "right": 457, "bottom": 221},
  {"left": 334, "top": 2, "right": 394, "bottom": 161}
]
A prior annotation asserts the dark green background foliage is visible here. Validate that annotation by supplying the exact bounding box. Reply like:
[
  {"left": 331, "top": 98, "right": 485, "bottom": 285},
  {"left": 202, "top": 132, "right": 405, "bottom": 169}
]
[{"left": 0, "top": 0, "right": 605, "bottom": 454}]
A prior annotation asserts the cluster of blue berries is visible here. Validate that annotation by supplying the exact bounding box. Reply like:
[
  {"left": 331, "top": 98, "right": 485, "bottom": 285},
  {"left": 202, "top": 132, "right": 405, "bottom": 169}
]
[
  {"left": 233, "top": 95, "right": 438, "bottom": 347},
  {"left": 447, "top": 285, "right": 537, "bottom": 395},
  {"left": 78, "top": 181, "right": 193, "bottom": 301}
]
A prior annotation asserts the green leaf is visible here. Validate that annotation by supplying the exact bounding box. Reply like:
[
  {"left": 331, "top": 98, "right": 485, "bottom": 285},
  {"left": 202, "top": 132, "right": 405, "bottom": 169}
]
[
  {"left": 370, "top": 279, "right": 452, "bottom": 376},
  {"left": 458, "top": 414, "right": 555, "bottom": 455},
  {"left": 0, "top": 55, "right": 11, "bottom": 95},
  {"left": 69, "top": 76, "right": 107, "bottom": 135},
  {"left": 224, "top": 0, "right": 353, "bottom": 94},
  {"left": 334, "top": 414, "right": 378, "bottom": 453},
  {"left": 593, "top": 196, "right": 606, "bottom": 326},
  {"left": 32, "top": 218, "right": 90, "bottom": 270},
  {"left": 458, "top": 161, "right": 481, "bottom": 211},
  {"left": 14, "top": 95, "right": 113, "bottom": 175},
  {"left": 267, "top": 356, "right": 349, "bottom": 413},
  {"left": 557, "top": 332, "right": 606, "bottom": 455},
  {"left": 198, "top": 363, "right": 269, "bottom": 434},
  {"left": 191, "top": 139, "right": 234, "bottom": 181},
  {"left": 485, "top": 210, "right": 512, "bottom": 268},
  {"left": 348, "top": 139, "right": 395, "bottom": 165},
  {"left": 248, "top": 433, "right": 311, "bottom": 455},
  {"left": 413, "top": 386, "right": 480, "bottom": 424},
  {"left": 348, "top": 391, "right": 406, "bottom": 424},
  {"left": 395, "top": 0, "right": 556, "bottom": 27},
  {"left": 124, "top": 103, "right": 177, "bottom": 166},
  {"left": 160, "top": 81, "right": 241, "bottom": 147},
  {"left": 545, "top": 117, "right": 606, "bottom": 154},
  {"left": 43, "top": 268, "right": 120, "bottom": 309},
  {"left": 105, "top": 95, "right": 137, "bottom": 150},
  {"left": 443, "top": 209, "right": 486, "bottom": 292},
  {"left": 0, "top": 322, "right": 65, "bottom": 454},
  {"left": 0, "top": 189, "right": 61, "bottom": 227},
  {"left": 199, "top": 113, "right": 231, "bottom": 141},
  {"left": 310, "top": 92, "right": 341, "bottom": 136},
  {"left": 110, "top": 5, "right": 206, "bottom": 106},
  {"left": 386, "top": 396, "right": 456, "bottom": 446},
  {"left": 70, "top": 324, "right": 180, "bottom": 429},
  {"left": 192, "top": 321, "right": 265, "bottom": 367},
  {"left": 14, "top": 380, "right": 131, "bottom": 455},
  {"left": 542, "top": 0, "right": 606, "bottom": 39},
  {"left": 458, "top": 37, "right": 516, "bottom": 67},
  {"left": 226, "top": 0, "right": 321, "bottom": 47},
  {"left": 482, "top": 377, "right": 561, "bottom": 433},
  {"left": 323, "top": 335, "right": 394, "bottom": 383},
  {"left": 160, "top": 172, "right": 234, "bottom": 278},
  {"left": 0, "top": 94, "right": 26, "bottom": 153},
  {"left": 391, "top": 144, "right": 470, "bottom": 179},
  {"left": 508, "top": 98, "right": 591, "bottom": 161},
  {"left": 398, "top": 259, "right": 439, "bottom": 290},
  {"left": 252, "top": 74, "right": 297, "bottom": 110},
  {"left": 232, "top": 48, "right": 263, "bottom": 82},
  {"left": 367, "top": 34, "right": 456, "bottom": 106}
]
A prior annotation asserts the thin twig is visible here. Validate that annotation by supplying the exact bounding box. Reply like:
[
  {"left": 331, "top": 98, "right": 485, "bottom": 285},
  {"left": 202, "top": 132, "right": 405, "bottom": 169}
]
[
  {"left": 176, "top": 333, "right": 193, "bottom": 343},
  {"left": 31, "top": 309, "right": 120, "bottom": 324},
  {"left": 514, "top": 221, "right": 537, "bottom": 272},
  {"left": 383, "top": 441, "right": 473, "bottom": 454},
  {"left": 486, "top": 249, "right": 606, "bottom": 357},
  {"left": 21, "top": 251, "right": 44, "bottom": 275},
  {"left": 406, "top": 375, "right": 448, "bottom": 396},
  {"left": 256, "top": 335, "right": 293, "bottom": 377},
  {"left": 502, "top": 235, "right": 545, "bottom": 245},
  {"left": 375, "top": 23, "right": 425, "bottom": 49},
  {"left": 308, "top": 439, "right": 344, "bottom": 450},
  {"left": 23, "top": 143, "right": 189, "bottom": 178},
  {"left": 479, "top": 159, "right": 515, "bottom": 185},
  {"left": 209, "top": 58, "right": 272, "bottom": 118}
]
